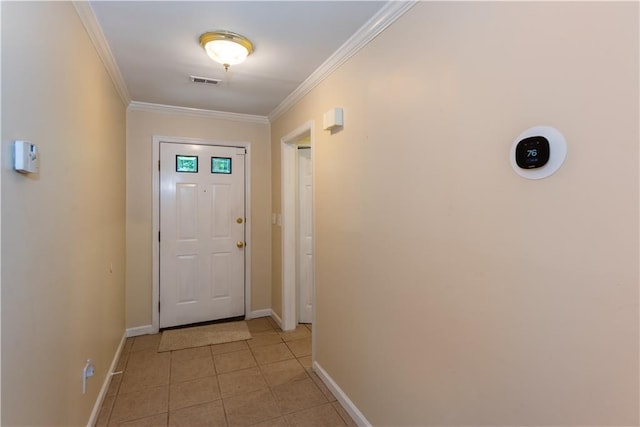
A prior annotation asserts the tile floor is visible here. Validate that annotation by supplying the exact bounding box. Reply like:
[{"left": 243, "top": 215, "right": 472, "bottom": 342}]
[{"left": 95, "top": 318, "right": 357, "bottom": 427}]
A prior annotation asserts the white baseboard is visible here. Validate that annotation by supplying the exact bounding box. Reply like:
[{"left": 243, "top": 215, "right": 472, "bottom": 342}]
[
  {"left": 86, "top": 332, "right": 127, "bottom": 427},
  {"left": 270, "top": 310, "right": 283, "bottom": 328},
  {"left": 246, "top": 309, "right": 272, "bottom": 319},
  {"left": 312, "top": 361, "right": 371, "bottom": 427},
  {"left": 126, "top": 324, "right": 155, "bottom": 337}
]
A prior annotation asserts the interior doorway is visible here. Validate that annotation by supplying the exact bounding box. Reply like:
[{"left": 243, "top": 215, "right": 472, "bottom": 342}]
[{"left": 281, "top": 121, "right": 315, "bottom": 332}]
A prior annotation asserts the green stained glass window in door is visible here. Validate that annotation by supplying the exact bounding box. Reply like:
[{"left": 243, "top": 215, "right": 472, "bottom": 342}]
[
  {"left": 176, "top": 155, "right": 198, "bottom": 173},
  {"left": 212, "top": 157, "right": 232, "bottom": 174}
]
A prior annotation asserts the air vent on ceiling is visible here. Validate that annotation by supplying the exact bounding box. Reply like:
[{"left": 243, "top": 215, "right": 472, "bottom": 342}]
[{"left": 190, "top": 75, "right": 221, "bottom": 85}]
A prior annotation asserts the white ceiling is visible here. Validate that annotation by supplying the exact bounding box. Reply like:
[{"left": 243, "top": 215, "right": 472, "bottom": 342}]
[{"left": 89, "top": 1, "right": 390, "bottom": 117}]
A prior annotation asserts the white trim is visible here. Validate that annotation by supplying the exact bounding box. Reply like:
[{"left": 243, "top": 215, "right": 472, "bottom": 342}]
[
  {"left": 246, "top": 309, "right": 272, "bottom": 319},
  {"left": 0, "top": 4, "right": 3, "bottom": 422},
  {"left": 268, "top": 1, "right": 417, "bottom": 122},
  {"left": 129, "top": 101, "right": 269, "bottom": 125},
  {"left": 86, "top": 332, "right": 127, "bottom": 427},
  {"left": 281, "top": 121, "right": 315, "bottom": 332},
  {"left": 281, "top": 143, "right": 296, "bottom": 332},
  {"left": 72, "top": 1, "right": 130, "bottom": 106},
  {"left": 313, "top": 361, "right": 372, "bottom": 427},
  {"left": 126, "top": 325, "right": 154, "bottom": 338},
  {"left": 152, "top": 136, "right": 253, "bottom": 332},
  {"left": 270, "top": 310, "right": 283, "bottom": 329}
]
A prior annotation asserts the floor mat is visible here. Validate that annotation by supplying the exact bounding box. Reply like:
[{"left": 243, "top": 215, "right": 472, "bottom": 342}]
[{"left": 158, "top": 321, "right": 252, "bottom": 352}]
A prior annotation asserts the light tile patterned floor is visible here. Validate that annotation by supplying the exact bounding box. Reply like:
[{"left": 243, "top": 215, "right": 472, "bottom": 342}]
[{"left": 95, "top": 319, "right": 357, "bottom": 427}]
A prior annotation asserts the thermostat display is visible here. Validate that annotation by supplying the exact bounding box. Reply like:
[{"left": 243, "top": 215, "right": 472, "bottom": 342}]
[
  {"left": 515, "top": 136, "right": 549, "bottom": 169},
  {"left": 510, "top": 126, "right": 567, "bottom": 180}
]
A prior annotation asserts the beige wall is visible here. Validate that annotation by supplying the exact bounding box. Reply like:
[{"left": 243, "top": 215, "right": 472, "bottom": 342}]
[
  {"left": 271, "top": 2, "right": 639, "bottom": 425},
  {"left": 126, "top": 109, "right": 271, "bottom": 328},
  {"left": 1, "top": 2, "right": 127, "bottom": 425}
]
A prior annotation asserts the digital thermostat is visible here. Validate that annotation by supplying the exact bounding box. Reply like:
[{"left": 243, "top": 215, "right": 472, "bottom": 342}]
[
  {"left": 14, "top": 140, "right": 39, "bottom": 174},
  {"left": 510, "top": 126, "right": 566, "bottom": 179}
]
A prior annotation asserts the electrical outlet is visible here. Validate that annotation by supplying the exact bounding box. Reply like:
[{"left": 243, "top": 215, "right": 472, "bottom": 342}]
[{"left": 82, "top": 359, "right": 95, "bottom": 394}]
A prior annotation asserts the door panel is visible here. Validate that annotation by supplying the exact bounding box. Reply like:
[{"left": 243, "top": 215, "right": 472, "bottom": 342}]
[
  {"left": 160, "top": 143, "right": 245, "bottom": 328},
  {"left": 177, "top": 255, "right": 198, "bottom": 303},
  {"left": 298, "top": 147, "right": 313, "bottom": 323},
  {"left": 177, "top": 184, "right": 197, "bottom": 239},
  {"left": 211, "top": 184, "right": 231, "bottom": 238},
  {"left": 211, "top": 252, "right": 231, "bottom": 298}
]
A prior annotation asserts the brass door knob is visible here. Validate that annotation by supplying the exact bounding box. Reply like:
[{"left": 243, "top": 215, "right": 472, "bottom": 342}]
[
  {"left": 236, "top": 217, "right": 244, "bottom": 224},
  {"left": 236, "top": 241, "right": 245, "bottom": 248}
]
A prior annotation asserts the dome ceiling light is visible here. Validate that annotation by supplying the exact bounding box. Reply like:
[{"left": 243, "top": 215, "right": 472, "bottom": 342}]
[{"left": 199, "top": 31, "right": 254, "bottom": 71}]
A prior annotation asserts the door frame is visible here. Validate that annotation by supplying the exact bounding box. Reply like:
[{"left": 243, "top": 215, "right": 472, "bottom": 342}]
[
  {"left": 151, "top": 136, "right": 252, "bottom": 333},
  {"left": 280, "top": 121, "right": 315, "bottom": 332}
]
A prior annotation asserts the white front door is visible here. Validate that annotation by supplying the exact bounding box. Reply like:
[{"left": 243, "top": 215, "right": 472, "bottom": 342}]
[
  {"left": 160, "top": 142, "right": 246, "bottom": 328},
  {"left": 297, "top": 147, "right": 313, "bottom": 324}
]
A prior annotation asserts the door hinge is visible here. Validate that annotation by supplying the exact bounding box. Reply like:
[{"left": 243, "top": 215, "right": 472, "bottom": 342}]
[
  {"left": 158, "top": 231, "right": 161, "bottom": 242},
  {"left": 158, "top": 301, "right": 161, "bottom": 312}
]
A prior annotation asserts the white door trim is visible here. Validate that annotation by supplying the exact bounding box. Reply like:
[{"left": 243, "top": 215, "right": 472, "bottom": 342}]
[
  {"left": 152, "top": 135, "right": 252, "bottom": 333},
  {"left": 280, "top": 121, "right": 315, "bottom": 333}
]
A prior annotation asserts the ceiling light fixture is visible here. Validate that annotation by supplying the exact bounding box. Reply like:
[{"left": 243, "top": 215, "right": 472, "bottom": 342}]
[{"left": 199, "top": 31, "right": 254, "bottom": 71}]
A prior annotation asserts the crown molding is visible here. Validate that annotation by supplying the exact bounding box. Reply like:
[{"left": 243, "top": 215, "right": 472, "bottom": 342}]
[
  {"left": 73, "top": 1, "right": 131, "bottom": 106},
  {"left": 268, "top": 0, "right": 417, "bottom": 122},
  {"left": 128, "top": 101, "right": 270, "bottom": 125}
]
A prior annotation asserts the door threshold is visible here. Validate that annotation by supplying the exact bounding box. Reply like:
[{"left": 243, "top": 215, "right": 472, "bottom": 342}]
[{"left": 160, "top": 315, "right": 246, "bottom": 332}]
